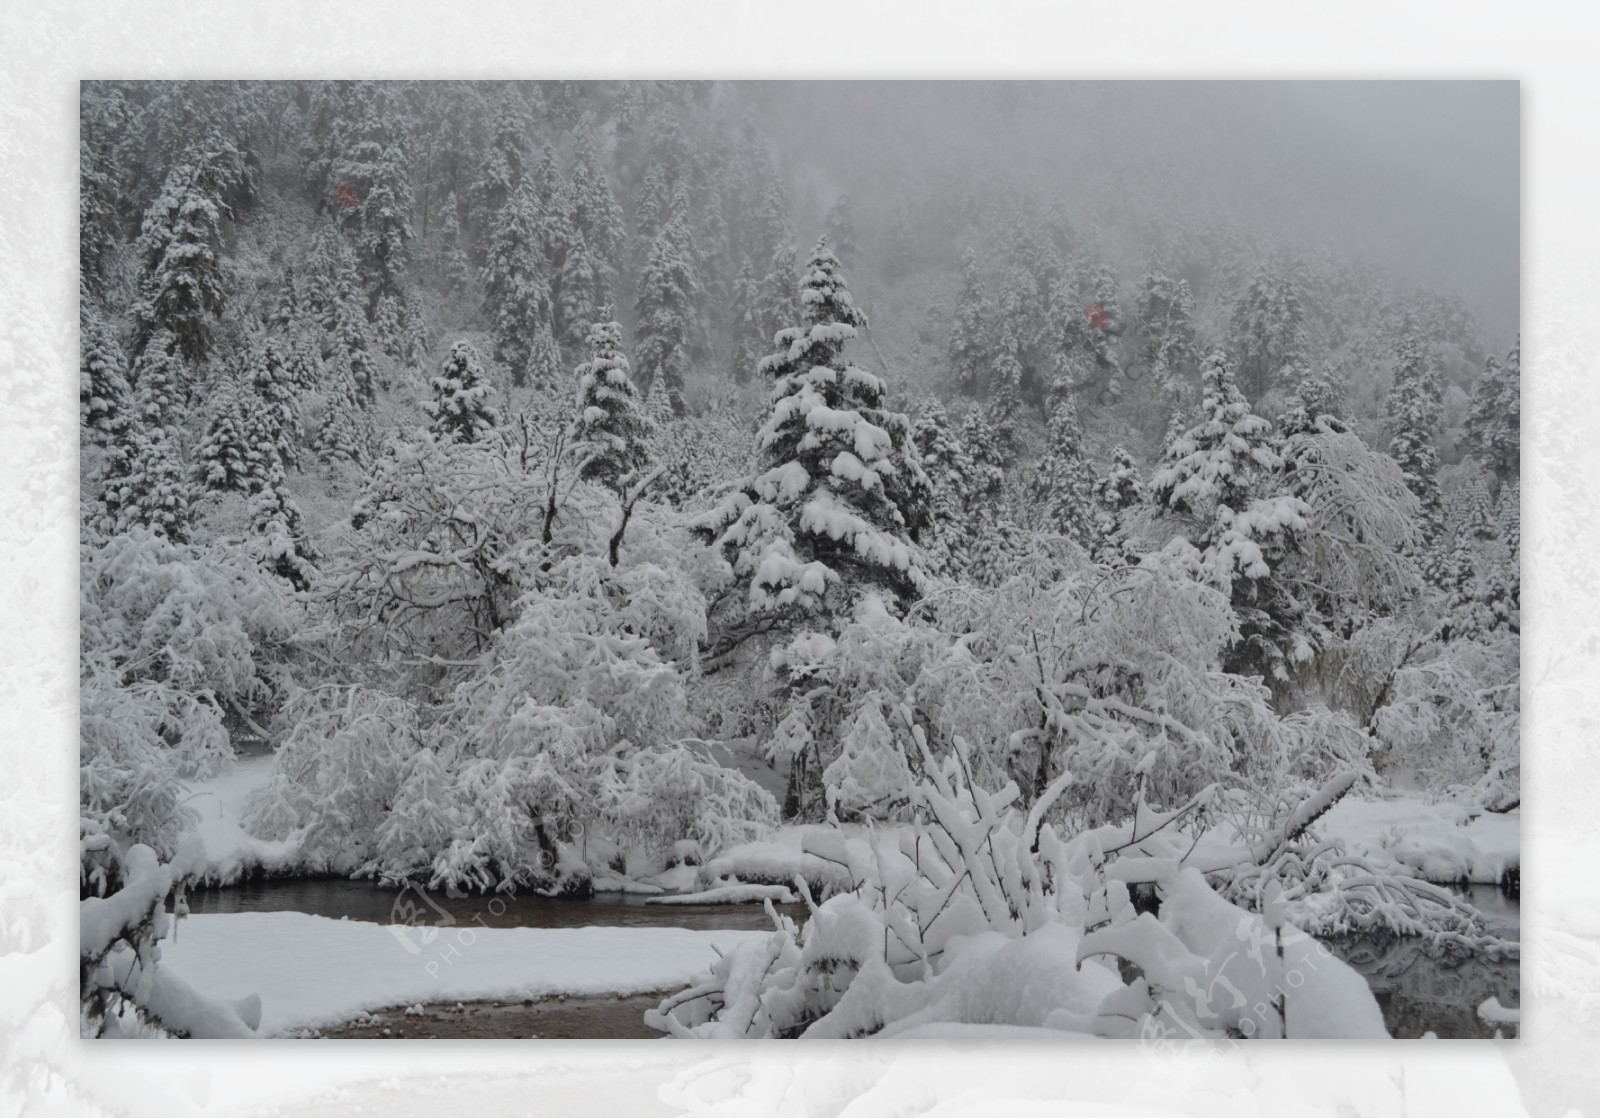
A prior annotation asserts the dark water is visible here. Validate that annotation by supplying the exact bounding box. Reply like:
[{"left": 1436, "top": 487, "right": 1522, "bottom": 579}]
[
  {"left": 183, "top": 875, "right": 808, "bottom": 932},
  {"left": 1321, "top": 884, "right": 1520, "bottom": 1039},
  {"left": 183, "top": 877, "right": 1518, "bottom": 1039}
]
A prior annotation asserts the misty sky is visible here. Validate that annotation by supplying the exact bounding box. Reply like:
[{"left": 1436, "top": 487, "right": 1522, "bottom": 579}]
[
  {"left": 1289, "top": 81, "right": 1519, "bottom": 335},
  {"left": 746, "top": 80, "right": 1520, "bottom": 341}
]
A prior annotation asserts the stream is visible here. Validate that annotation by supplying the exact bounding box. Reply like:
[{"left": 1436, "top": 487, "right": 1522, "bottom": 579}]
[{"left": 182, "top": 878, "right": 1518, "bottom": 1039}]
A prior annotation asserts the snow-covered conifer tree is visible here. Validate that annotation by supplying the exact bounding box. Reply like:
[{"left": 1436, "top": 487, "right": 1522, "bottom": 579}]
[
  {"left": 727, "top": 254, "right": 765, "bottom": 384},
  {"left": 194, "top": 379, "right": 268, "bottom": 493},
  {"left": 633, "top": 215, "right": 700, "bottom": 416},
  {"left": 1385, "top": 333, "right": 1445, "bottom": 550},
  {"left": 80, "top": 311, "right": 130, "bottom": 442},
  {"left": 245, "top": 461, "right": 319, "bottom": 592},
  {"left": 424, "top": 341, "right": 497, "bottom": 445},
  {"left": 557, "top": 229, "right": 599, "bottom": 357},
  {"left": 1030, "top": 393, "right": 1097, "bottom": 548},
  {"left": 947, "top": 247, "right": 991, "bottom": 395},
  {"left": 1092, "top": 445, "right": 1146, "bottom": 565},
  {"left": 438, "top": 190, "right": 473, "bottom": 295},
  {"left": 1230, "top": 265, "right": 1309, "bottom": 400},
  {"left": 482, "top": 181, "right": 553, "bottom": 388},
  {"left": 698, "top": 237, "right": 930, "bottom": 637},
  {"left": 1149, "top": 351, "right": 1310, "bottom": 680},
  {"left": 824, "top": 192, "right": 858, "bottom": 268},
  {"left": 568, "top": 118, "right": 627, "bottom": 300},
  {"left": 127, "top": 332, "right": 187, "bottom": 436},
  {"left": 1464, "top": 336, "right": 1520, "bottom": 489},
  {"left": 912, "top": 400, "right": 976, "bottom": 578},
  {"left": 570, "top": 319, "right": 653, "bottom": 493},
  {"left": 315, "top": 354, "right": 368, "bottom": 466},
  {"left": 131, "top": 138, "right": 247, "bottom": 369},
  {"left": 99, "top": 431, "right": 193, "bottom": 543},
  {"left": 755, "top": 244, "right": 799, "bottom": 353}
]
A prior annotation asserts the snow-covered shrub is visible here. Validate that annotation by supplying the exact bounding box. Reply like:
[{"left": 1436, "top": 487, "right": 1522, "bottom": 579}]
[
  {"left": 648, "top": 736, "right": 1388, "bottom": 1039},
  {"left": 325, "top": 428, "right": 600, "bottom": 682},
  {"left": 241, "top": 685, "right": 418, "bottom": 872},
  {"left": 80, "top": 671, "right": 194, "bottom": 895},
  {"left": 1371, "top": 630, "right": 1519, "bottom": 804},
  {"left": 81, "top": 838, "right": 261, "bottom": 1038},
  {"left": 81, "top": 528, "right": 296, "bottom": 728},
  {"left": 81, "top": 529, "right": 300, "bottom": 890},
  {"left": 928, "top": 548, "right": 1325, "bottom": 827},
  {"left": 261, "top": 548, "right": 769, "bottom": 890},
  {"left": 601, "top": 740, "right": 780, "bottom": 859},
  {"left": 767, "top": 594, "right": 959, "bottom": 821}
]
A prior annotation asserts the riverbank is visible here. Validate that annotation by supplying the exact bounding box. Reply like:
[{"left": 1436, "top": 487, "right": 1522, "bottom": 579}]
[
  {"left": 157, "top": 912, "right": 768, "bottom": 1037},
  {"left": 313, "top": 994, "right": 669, "bottom": 1039}
]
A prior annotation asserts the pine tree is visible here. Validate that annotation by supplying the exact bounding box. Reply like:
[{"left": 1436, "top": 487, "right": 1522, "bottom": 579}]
[
  {"left": 986, "top": 322, "right": 1027, "bottom": 467},
  {"left": 272, "top": 265, "right": 303, "bottom": 332},
  {"left": 959, "top": 407, "right": 1025, "bottom": 588},
  {"left": 1030, "top": 393, "right": 1096, "bottom": 548},
  {"left": 911, "top": 400, "right": 976, "bottom": 578},
  {"left": 127, "top": 332, "right": 187, "bottom": 436},
  {"left": 468, "top": 95, "right": 527, "bottom": 245},
  {"left": 648, "top": 101, "right": 691, "bottom": 186},
  {"left": 315, "top": 353, "right": 368, "bottom": 465},
  {"left": 335, "top": 295, "right": 379, "bottom": 407},
  {"left": 1230, "top": 265, "right": 1308, "bottom": 400},
  {"left": 698, "top": 183, "right": 732, "bottom": 318},
  {"left": 557, "top": 230, "right": 600, "bottom": 358},
  {"left": 696, "top": 238, "right": 930, "bottom": 626},
  {"left": 755, "top": 244, "right": 799, "bottom": 355},
  {"left": 569, "top": 320, "right": 653, "bottom": 493},
  {"left": 79, "top": 128, "right": 122, "bottom": 308},
  {"left": 338, "top": 94, "right": 414, "bottom": 311},
  {"left": 531, "top": 144, "right": 571, "bottom": 262},
  {"left": 246, "top": 461, "right": 319, "bottom": 592},
  {"left": 438, "top": 191, "right": 473, "bottom": 295},
  {"left": 727, "top": 255, "right": 766, "bottom": 385},
  {"left": 1464, "top": 336, "right": 1521, "bottom": 489},
  {"left": 1040, "top": 275, "right": 1097, "bottom": 400},
  {"left": 633, "top": 217, "right": 700, "bottom": 417},
  {"left": 372, "top": 293, "right": 405, "bottom": 361},
  {"left": 824, "top": 192, "right": 859, "bottom": 269},
  {"left": 304, "top": 222, "right": 356, "bottom": 332},
  {"left": 527, "top": 319, "right": 563, "bottom": 394},
  {"left": 424, "top": 341, "right": 497, "bottom": 444},
  {"left": 283, "top": 334, "right": 322, "bottom": 396},
  {"left": 1092, "top": 446, "right": 1146, "bottom": 565},
  {"left": 401, "top": 292, "right": 430, "bottom": 373},
  {"left": 132, "top": 138, "right": 246, "bottom": 369},
  {"left": 568, "top": 119, "right": 626, "bottom": 301},
  {"left": 1278, "top": 363, "right": 1348, "bottom": 438},
  {"left": 1135, "top": 268, "right": 1198, "bottom": 416},
  {"left": 1150, "top": 351, "right": 1310, "bottom": 680},
  {"left": 99, "top": 430, "right": 193, "bottom": 543},
  {"left": 482, "top": 181, "right": 553, "bottom": 389},
  {"left": 633, "top": 162, "right": 670, "bottom": 250},
  {"left": 194, "top": 379, "right": 267, "bottom": 493},
  {"left": 1385, "top": 333, "right": 1445, "bottom": 550},
  {"left": 80, "top": 311, "right": 130, "bottom": 442},
  {"left": 947, "top": 248, "right": 991, "bottom": 394},
  {"left": 755, "top": 170, "right": 795, "bottom": 268}
]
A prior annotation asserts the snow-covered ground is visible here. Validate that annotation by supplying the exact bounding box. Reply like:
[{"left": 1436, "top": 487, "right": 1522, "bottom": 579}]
[
  {"left": 698, "top": 795, "right": 1521, "bottom": 900},
  {"left": 1313, "top": 796, "right": 1519, "bottom": 885},
  {"left": 159, "top": 912, "right": 769, "bottom": 1036},
  {"left": 186, "top": 754, "right": 304, "bottom": 884}
]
